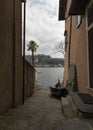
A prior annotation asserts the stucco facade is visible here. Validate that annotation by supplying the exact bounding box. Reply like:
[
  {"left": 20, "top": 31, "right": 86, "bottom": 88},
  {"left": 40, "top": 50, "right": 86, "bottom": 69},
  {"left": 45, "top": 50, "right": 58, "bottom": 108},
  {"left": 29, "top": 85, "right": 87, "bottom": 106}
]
[
  {"left": 59, "top": 0, "right": 93, "bottom": 95},
  {"left": 0, "top": 0, "right": 23, "bottom": 113},
  {"left": 0, "top": 0, "right": 36, "bottom": 114}
]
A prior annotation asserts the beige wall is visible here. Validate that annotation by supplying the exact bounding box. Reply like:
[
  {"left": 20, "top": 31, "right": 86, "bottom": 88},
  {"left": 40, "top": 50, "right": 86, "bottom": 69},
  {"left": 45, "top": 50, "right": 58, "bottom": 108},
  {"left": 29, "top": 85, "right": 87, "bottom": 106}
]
[
  {"left": 71, "top": 16, "right": 88, "bottom": 93},
  {"left": 64, "top": 0, "right": 93, "bottom": 95},
  {"left": 63, "top": 0, "right": 71, "bottom": 86},
  {"left": 64, "top": 19, "right": 70, "bottom": 85}
]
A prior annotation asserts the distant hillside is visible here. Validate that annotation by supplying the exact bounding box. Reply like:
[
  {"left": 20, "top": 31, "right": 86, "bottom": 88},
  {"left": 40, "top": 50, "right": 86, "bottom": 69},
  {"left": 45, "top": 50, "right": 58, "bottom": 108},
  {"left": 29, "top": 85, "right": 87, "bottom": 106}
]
[{"left": 25, "top": 54, "right": 64, "bottom": 67}]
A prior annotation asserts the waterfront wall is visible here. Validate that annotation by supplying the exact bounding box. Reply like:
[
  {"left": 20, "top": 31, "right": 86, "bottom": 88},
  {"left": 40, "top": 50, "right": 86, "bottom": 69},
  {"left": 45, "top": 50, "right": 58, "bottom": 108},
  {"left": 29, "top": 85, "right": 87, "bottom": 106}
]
[{"left": 24, "top": 60, "right": 36, "bottom": 99}]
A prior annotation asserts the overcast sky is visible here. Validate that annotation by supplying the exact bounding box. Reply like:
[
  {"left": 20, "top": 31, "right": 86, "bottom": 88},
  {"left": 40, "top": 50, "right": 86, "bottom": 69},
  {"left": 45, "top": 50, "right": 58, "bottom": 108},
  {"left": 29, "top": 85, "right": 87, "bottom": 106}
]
[{"left": 25, "top": 0, "right": 65, "bottom": 58}]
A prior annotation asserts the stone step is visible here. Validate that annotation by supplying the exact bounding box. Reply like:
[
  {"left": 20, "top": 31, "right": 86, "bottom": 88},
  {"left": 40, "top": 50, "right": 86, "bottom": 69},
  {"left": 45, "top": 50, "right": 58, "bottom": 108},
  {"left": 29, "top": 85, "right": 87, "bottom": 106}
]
[
  {"left": 61, "top": 95, "right": 93, "bottom": 130},
  {"left": 61, "top": 95, "right": 77, "bottom": 119}
]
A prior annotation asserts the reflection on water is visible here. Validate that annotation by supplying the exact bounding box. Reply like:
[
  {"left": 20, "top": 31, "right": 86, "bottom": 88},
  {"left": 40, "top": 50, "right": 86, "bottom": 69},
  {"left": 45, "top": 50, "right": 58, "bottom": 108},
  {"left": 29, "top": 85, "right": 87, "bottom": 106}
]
[{"left": 35, "top": 67, "right": 64, "bottom": 87}]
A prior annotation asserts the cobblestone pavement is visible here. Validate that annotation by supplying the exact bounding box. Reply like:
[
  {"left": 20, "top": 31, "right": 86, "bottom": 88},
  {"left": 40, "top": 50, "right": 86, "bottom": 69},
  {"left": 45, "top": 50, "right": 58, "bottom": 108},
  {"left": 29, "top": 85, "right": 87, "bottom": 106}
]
[{"left": 0, "top": 87, "right": 65, "bottom": 130}]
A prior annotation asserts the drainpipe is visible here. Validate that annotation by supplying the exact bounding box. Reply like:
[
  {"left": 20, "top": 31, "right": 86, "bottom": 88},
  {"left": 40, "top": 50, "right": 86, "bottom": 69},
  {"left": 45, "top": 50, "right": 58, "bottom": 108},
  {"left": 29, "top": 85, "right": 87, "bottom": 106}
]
[
  {"left": 68, "top": 16, "right": 72, "bottom": 68},
  {"left": 22, "top": 0, "right": 26, "bottom": 104},
  {"left": 13, "top": 0, "right": 16, "bottom": 108}
]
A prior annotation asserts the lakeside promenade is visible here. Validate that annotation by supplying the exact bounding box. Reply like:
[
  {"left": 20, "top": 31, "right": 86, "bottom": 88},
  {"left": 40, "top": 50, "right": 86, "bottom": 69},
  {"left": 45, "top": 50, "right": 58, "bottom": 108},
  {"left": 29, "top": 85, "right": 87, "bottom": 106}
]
[{"left": 0, "top": 87, "right": 93, "bottom": 130}]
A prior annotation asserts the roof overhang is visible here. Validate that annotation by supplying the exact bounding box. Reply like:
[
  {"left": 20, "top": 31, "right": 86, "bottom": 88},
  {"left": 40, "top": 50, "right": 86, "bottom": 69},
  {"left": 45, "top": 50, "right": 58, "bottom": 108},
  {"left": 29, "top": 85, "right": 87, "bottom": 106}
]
[
  {"left": 59, "top": 0, "right": 67, "bottom": 21},
  {"left": 22, "top": 0, "right": 26, "bottom": 3},
  {"left": 68, "top": 0, "right": 90, "bottom": 15}
]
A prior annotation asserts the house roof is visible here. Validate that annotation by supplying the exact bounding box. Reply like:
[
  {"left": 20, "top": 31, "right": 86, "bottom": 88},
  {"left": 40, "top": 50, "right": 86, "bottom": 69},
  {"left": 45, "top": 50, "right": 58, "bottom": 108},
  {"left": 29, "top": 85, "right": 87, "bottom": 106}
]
[
  {"left": 68, "top": 0, "right": 90, "bottom": 15},
  {"left": 58, "top": 0, "right": 67, "bottom": 20}
]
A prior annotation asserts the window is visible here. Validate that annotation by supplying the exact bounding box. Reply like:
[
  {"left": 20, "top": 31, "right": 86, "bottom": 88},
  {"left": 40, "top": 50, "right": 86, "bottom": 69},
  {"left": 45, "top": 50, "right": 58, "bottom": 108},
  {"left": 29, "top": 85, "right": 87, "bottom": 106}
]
[
  {"left": 76, "top": 15, "right": 82, "bottom": 28},
  {"left": 87, "top": 3, "right": 93, "bottom": 89},
  {"left": 87, "top": 4, "right": 93, "bottom": 26}
]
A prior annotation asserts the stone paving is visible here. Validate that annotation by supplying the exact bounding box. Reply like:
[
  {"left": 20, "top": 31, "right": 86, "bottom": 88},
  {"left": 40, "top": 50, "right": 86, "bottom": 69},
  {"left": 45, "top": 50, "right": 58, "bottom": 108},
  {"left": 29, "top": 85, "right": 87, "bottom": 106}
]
[
  {"left": 0, "top": 87, "right": 93, "bottom": 130},
  {"left": 61, "top": 95, "right": 93, "bottom": 130},
  {"left": 0, "top": 87, "right": 65, "bottom": 130}
]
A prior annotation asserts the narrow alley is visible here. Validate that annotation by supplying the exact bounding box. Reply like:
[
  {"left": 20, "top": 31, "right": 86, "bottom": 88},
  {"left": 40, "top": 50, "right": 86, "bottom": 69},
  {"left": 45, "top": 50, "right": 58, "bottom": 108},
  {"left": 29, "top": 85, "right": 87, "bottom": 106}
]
[
  {"left": 0, "top": 87, "right": 93, "bottom": 130},
  {"left": 0, "top": 87, "right": 64, "bottom": 130}
]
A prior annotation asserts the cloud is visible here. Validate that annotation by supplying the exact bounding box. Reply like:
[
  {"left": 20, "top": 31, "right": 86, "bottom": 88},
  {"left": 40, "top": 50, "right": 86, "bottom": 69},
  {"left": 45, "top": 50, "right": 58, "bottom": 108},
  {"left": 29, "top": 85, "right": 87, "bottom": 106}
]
[{"left": 25, "top": 0, "right": 65, "bottom": 58}]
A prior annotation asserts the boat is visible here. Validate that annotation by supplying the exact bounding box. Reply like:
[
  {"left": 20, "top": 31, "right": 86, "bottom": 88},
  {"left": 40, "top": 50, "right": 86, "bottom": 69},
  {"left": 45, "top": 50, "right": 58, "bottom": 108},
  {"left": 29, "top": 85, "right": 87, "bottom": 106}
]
[{"left": 50, "top": 86, "right": 68, "bottom": 97}]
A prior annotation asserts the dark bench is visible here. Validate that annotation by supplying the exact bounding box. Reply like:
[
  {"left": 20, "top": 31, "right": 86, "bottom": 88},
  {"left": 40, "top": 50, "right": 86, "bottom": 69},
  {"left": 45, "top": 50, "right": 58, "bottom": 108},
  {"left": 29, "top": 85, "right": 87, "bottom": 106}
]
[{"left": 72, "top": 92, "right": 93, "bottom": 114}]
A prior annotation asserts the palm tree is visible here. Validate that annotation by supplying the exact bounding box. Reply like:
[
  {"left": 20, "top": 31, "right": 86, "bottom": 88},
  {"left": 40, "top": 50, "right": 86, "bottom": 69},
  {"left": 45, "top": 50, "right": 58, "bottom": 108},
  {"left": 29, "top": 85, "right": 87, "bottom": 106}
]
[{"left": 27, "top": 40, "right": 38, "bottom": 67}]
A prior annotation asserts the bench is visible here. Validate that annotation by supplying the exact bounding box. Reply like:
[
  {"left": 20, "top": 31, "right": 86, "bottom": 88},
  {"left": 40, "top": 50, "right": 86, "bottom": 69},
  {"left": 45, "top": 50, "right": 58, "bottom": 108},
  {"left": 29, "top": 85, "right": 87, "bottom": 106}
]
[{"left": 72, "top": 92, "right": 93, "bottom": 115}]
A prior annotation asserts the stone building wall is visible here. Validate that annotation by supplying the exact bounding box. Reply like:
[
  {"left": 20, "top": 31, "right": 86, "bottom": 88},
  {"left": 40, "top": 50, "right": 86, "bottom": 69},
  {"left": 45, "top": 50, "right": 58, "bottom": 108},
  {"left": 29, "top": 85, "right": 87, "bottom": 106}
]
[{"left": 0, "top": 0, "right": 23, "bottom": 113}]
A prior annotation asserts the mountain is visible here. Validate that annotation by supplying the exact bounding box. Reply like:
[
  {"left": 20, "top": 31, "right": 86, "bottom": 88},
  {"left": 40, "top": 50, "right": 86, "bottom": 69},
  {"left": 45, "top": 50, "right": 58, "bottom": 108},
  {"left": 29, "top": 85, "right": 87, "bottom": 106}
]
[{"left": 25, "top": 54, "right": 64, "bottom": 67}]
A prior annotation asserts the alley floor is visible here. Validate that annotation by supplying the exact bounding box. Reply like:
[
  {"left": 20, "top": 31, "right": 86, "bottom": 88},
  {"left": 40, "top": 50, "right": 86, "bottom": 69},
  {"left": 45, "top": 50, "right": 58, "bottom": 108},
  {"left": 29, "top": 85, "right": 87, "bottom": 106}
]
[
  {"left": 0, "top": 87, "right": 93, "bottom": 130},
  {"left": 0, "top": 87, "right": 65, "bottom": 130}
]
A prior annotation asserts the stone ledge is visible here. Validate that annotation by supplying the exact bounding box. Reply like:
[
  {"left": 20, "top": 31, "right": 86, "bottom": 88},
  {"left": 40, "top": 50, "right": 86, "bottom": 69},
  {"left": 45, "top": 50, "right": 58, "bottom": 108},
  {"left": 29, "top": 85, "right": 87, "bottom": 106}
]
[
  {"left": 61, "top": 97, "right": 69, "bottom": 106},
  {"left": 72, "top": 92, "right": 93, "bottom": 114},
  {"left": 61, "top": 96, "right": 77, "bottom": 119}
]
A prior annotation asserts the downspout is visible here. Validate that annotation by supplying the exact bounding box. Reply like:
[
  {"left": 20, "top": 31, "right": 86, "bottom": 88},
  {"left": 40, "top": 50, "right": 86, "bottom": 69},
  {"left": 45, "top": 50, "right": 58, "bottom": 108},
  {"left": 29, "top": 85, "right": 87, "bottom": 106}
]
[
  {"left": 13, "top": 0, "right": 16, "bottom": 108},
  {"left": 22, "top": 0, "right": 26, "bottom": 104},
  {"left": 68, "top": 16, "right": 72, "bottom": 68}
]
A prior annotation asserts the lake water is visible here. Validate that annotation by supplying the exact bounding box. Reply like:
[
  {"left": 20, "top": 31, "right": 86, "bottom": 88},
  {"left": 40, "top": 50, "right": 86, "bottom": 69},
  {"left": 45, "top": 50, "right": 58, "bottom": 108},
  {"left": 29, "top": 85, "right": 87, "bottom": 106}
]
[{"left": 35, "top": 67, "right": 64, "bottom": 87}]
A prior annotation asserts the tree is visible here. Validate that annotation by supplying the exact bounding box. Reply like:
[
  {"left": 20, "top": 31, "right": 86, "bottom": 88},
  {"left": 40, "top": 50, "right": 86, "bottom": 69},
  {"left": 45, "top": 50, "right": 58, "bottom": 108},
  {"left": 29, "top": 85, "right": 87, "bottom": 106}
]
[
  {"left": 54, "top": 41, "right": 65, "bottom": 57},
  {"left": 27, "top": 40, "right": 38, "bottom": 67}
]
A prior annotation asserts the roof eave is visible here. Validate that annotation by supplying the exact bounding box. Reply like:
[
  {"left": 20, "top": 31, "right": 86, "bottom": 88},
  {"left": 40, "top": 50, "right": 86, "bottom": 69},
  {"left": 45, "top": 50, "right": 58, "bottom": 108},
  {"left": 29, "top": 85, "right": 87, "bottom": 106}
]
[
  {"left": 68, "top": 0, "right": 90, "bottom": 16},
  {"left": 22, "top": 0, "right": 26, "bottom": 3},
  {"left": 58, "top": 0, "right": 67, "bottom": 21}
]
